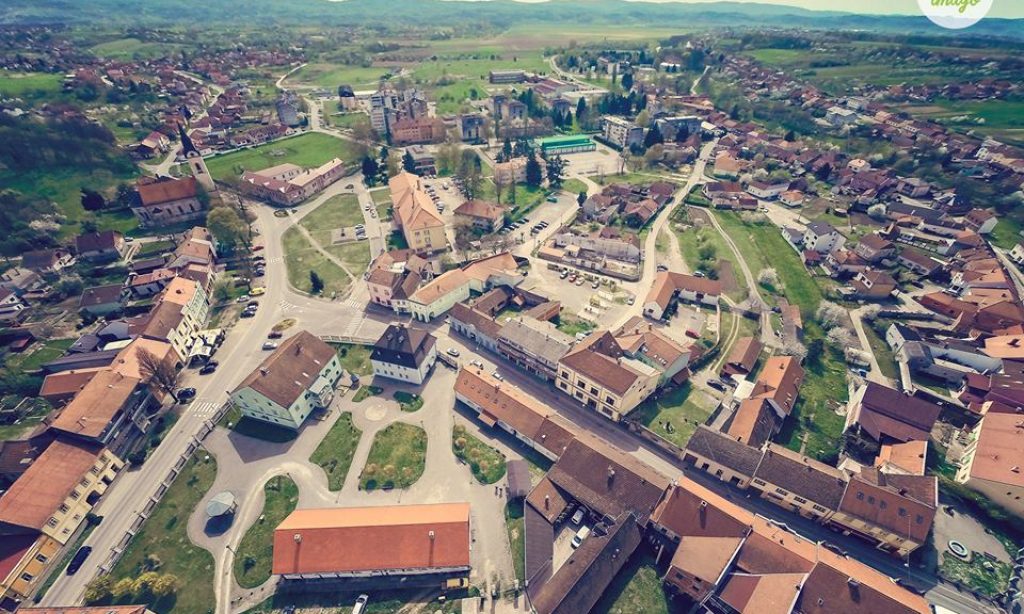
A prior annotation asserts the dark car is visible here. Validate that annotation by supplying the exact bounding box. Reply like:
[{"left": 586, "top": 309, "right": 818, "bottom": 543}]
[
  {"left": 177, "top": 387, "right": 197, "bottom": 402},
  {"left": 199, "top": 362, "right": 218, "bottom": 375},
  {"left": 268, "top": 330, "right": 283, "bottom": 339},
  {"left": 708, "top": 379, "right": 727, "bottom": 391},
  {"left": 240, "top": 309, "right": 256, "bottom": 318},
  {"left": 66, "top": 546, "right": 92, "bottom": 575}
]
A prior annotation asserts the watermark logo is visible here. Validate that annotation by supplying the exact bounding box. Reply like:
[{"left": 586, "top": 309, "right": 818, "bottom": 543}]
[{"left": 917, "top": 0, "right": 994, "bottom": 29}]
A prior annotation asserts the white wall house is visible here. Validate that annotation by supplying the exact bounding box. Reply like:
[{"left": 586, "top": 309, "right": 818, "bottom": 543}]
[{"left": 370, "top": 323, "right": 438, "bottom": 385}]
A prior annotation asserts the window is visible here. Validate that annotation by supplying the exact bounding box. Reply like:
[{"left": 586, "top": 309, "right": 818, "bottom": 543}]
[
  {"left": 867, "top": 496, "right": 875, "bottom": 505},
  {"left": 812, "top": 504, "right": 826, "bottom": 513},
  {"left": 898, "top": 507, "right": 907, "bottom": 517},
  {"left": 58, "top": 504, "right": 69, "bottom": 514},
  {"left": 915, "top": 515, "right": 924, "bottom": 524},
  {"left": 47, "top": 517, "right": 58, "bottom": 528},
  {"left": 855, "top": 491, "right": 864, "bottom": 501},
  {"left": 793, "top": 496, "right": 807, "bottom": 504},
  {"left": 879, "top": 500, "right": 887, "bottom": 509},
  {"left": 21, "top": 573, "right": 33, "bottom": 582},
  {"left": 774, "top": 487, "right": 788, "bottom": 496},
  {"left": 35, "top": 554, "right": 48, "bottom": 564}
]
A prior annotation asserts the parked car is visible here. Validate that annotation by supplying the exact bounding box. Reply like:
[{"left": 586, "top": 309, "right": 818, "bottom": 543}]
[
  {"left": 236, "top": 295, "right": 250, "bottom": 303},
  {"left": 240, "top": 310, "right": 256, "bottom": 318},
  {"left": 253, "top": 269, "right": 265, "bottom": 277},
  {"left": 571, "top": 526, "right": 591, "bottom": 549},
  {"left": 470, "top": 359, "right": 484, "bottom": 369},
  {"left": 657, "top": 264, "right": 668, "bottom": 272},
  {"left": 546, "top": 196, "right": 558, "bottom": 203},
  {"left": 560, "top": 270, "right": 569, "bottom": 279},
  {"left": 268, "top": 330, "right": 283, "bottom": 339},
  {"left": 177, "top": 387, "right": 197, "bottom": 402},
  {"left": 446, "top": 347, "right": 460, "bottom": 357},
  {"left": 66, "top": 546, "right": 92, "bottom": 575},
  {"left": 250, "top": 287, "right": 266, "bottom": 296},
  {"left": 247, "top": 300, "right": 260, "bottom": 307},
  {"left": 571, "top": 508, "right": 586, "bottom": 525},
  {"left": 492, "top": 370, "right": 504, "bottom": 381},
  {"left": 352, "top": 594, "right": 369, "bottom": 614},
  {"left": 262, "top": 341, "right": 278, "bottom": 351},
  {"left": 627, "top": 296, "right": 635, "bottom": 305},
  {"left": 199, "top": 362, "right": 218, "bottom": 375},
  {"left": 575, "top": 278, "right": 585, "bottom": 286},
  {"left": 708, "top": 379, "right": 727, "bottom": 391},
  {"left": 591, "top": 281, "right": 600, "bottom": 289}
]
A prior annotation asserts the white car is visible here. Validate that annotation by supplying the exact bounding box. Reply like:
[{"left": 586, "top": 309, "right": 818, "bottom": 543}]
[
  {"left": 446, "top": 348, "right": 460, "bottom": 357},
  {"left": 492, "top": 370, "right": 504, "bottom": 381},
  {"left": 262, "top": 342, "right": 278, "bottom": 351},
  {"left": 571, "top": 508, "right": 586, "bottom": 525},
  {"left": 352, "top": 594, "right": 369, "bottom": 614},
  {"left": 470, "top": 359, "right": 484, "bottom": 369},
  {"left": 571, "top": 526, "right": 591, "bottom": 549}
]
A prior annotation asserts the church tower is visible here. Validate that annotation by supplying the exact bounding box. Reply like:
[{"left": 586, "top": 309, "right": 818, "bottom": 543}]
[{"left": 179, "top": 123, "right": 215, "bottom": 192}]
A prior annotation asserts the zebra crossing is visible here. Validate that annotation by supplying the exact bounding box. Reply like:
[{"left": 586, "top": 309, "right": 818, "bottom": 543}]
[{"left": 188, "top": 400, "right": 221, "bottom": 419}]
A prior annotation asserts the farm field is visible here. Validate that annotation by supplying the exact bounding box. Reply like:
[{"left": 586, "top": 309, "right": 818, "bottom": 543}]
[
  {"left": 205, "top": 132, "right": 361, "bottom": 181},
  {"left": 289, "top": 63, "right": 393, "bottom": 89},
  {"left": 0, "top": 70, "right": 64, "bottom": 97},
  {"left": 90, "top": 37, "right": 186, "bottom": 59}
]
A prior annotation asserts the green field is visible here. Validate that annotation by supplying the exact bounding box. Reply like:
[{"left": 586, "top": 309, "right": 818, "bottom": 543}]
[
  {"left": 452, "top": 423, "right": 507, "bottom": 484},
  {"left": 289, "top": 63, "right": 393, "bottom": 89},
  {"left": 630, "top": 383, "right": 715, "bottom": 448},
  {"left": 335, "top": 343, "right": 373, "bottom": 376},
  {"left": 282, "top": 226, "right": 353, "bottom": 296},
  {"left": 205, "top": 133, "right": 361, "bottom": 181},
  {"left": 747, "top": 48, "right": 808, "bottom": 66},
  {"left": 90, "top": 38, "right": 186, "bottom": 59},
  {"left": 359, "top": 423, "right": 427, "bottom": 490},
  {"left": 1, "top": 168, "right": 139, "bottom": 238},
  {"left": 592, "top": 553, "right": 675, "bottom": 614},
  {"left": 234, "top": 476, "right": 298, "bottom": 589},
  {"left": 325, "top": 241, "right": 372, "bottom": 277},
  {"left": 109, "top": 450, "right": 216, "bottom": 614},
  {"left": 311, "top": 413, "right": 363, "bottom": 491},
  {"left": 5, "top": 338, "right": 75, "bottom": 373},
  {"left": 301, "top": 193, "right": 365, "bottom": 238},
  {"left": 0, "top": 71, "right": 63, "bottom": 97}
]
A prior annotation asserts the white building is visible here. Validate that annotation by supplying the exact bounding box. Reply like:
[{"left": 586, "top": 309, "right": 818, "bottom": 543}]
[
  {"left": 230, "top": 331, "right": 341, "bottom": 429},
  {"left": 803, "top": 221, "right": 846, "bottom": 254},
  {"left": 600, "top": 116, "right": 644, "bottom": 150},
  {"left": 370, "top": 323, "right": 437, "bottom": 385}
]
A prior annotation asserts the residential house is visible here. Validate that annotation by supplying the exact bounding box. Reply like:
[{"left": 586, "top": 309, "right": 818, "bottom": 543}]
[
  {"left": 721, "top": 336, "right": 761, "bottom": 377},
  {"left": 454, "top": 367, "right": 574, "bottom": 461},
  {"left": 830, "top": 468, "right": 937, "bottom": 556},
  {"left": 803, "top": 222, "right": 846, "bottom": 254},
  {"left": 897, "top": 177, "right": 931, "bottom": 198},
  {"left": 133, "top": 176, "right": 205, "bottom": 227},
  {"left": 899, "top": 247, "right": 942, "bottom": 277},
  {"left": 272, "top": 503, "right": 470, "bottom": 584},
  {"left": 126, "top": 268, "right": 177, "bottom": 299},
  {"left": 612, "top": 317, "right": 692, "bottom": 385},
  {"left": 20, "top": 249, "right": 73, "bottom": 274},
  {"left": 725, "top": 356, "right": 804, "bottom": 446},
  {"left": 49, "top": 370, "right": 151, "bottom": 454},
  {"left": 826, "top": 106, "right": 858, "bottom": 127},
  {"left": 230, "top": 331, "right": 341, "bottom": 429},
  {"left": 364, "top": 249, "right": 432, "bottom": 313},
  {"left": 845, "top": 382, "right": 942, "bottom": 447},
  {"left": 0, "top": 289, "right": 27, "bottom": 323},
  {"left": 854, "top": 234, "right": 897, "bottom": 263},
  {"left": 449, "top": 303, "right": 504, "bottom": 352},
  {"left": 454, "top": 200, "right": 505, "bottom": 233},
  {"left": 406, "top": 252, "right": 523, "bottom": 322},
  {"left": 404, "top": 145, "right": 436, "bottom": 175},
  {"left": 643, "top": 271, "right": 722, "bottom": 320},
  {"left": 75, "top": 231, "right": 125, "bottom": 262},
  {"left": 241, "top": 159, "right": 347, "bottom": 207},
  {"left": 600, "top": 116, "right": 644, "bottom": 150},
  {"left": 78, "top": 284, "right": 126, "bottom": 317},
  {"left": 956, "top": 410, "right": 1024, "bottom": 519},
  {"left": 556, "top": 331, "right": 661, "bottom": 420},
  {"left": 851, "top": 269, "right": 897, "bottom": 299},
  {"left": 497, "top": 317, "right": 575, "bottom": 382},
  {"left": 746, "top": 180, "right": 788, "bottom": 200},
  {"left": 131, "top": 277, "right": 209, "bottom": 362},
  {"left": 390, "top": 172, "right": 447, "bottom": 253},
  {"left": 964, "top": 209, "right": 998, "bottom": 235},
  {"left": 370, "top": 323, "right": 437, "bottom": 385},
  {"left": 0, "top": 440, "right": 122, "bottom": 608}
]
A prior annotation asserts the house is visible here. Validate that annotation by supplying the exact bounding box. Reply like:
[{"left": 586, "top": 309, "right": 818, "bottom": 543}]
[
  {"left": 406, "top": 252, "right": 523, "bottom": 322},
  {"left": 130, "top": 277, "right": 210, "bottom": 362},
  {"left": 454, "top": 366, "right": 574, "bottom": 461},
  {"left": 721, "top": 336, "right": 761, "bottom": 377},
  {"left": 230, "top": 331, "right": 341, "bottom": 429},
  {"left": 78, "top": 284, "right": 126, "bottom": 317},
  {"left": 364, "top": 249, "right": 432, "bottom": 312},
  {"left": 241, "top": 159, "right": 347, "bottom": 207},
  {"left": 897, "top": 177, "right": 931, "bottom": 198},
  {"left": 0, "top": 441, "right": 122, "bottom": 607},
  {"left": 803, "top": 221, "right": 845, "bottom": 254},
  {"left": 0, "top": 288, "right": 28, "bottom": 323},
  {"left": 272, "top": 503, "right": 470, "bottom": 584},
  {"left": 459, "top": 113, "right": 485, "bottom": 143},
  {"left": 404, "top": 145, "right": 436, "bottom": 175},
  {"left": 780, "top": 190, "right": 805, "bottom": 207},
  {"left": 74, "top": 230, "right": 125, "bottom": 262},
  {"left": 845, "top": 382, "right": 942, "bottom": 446},
  {"left": 899, "top": 247, "right": 942, "bottom": 277},
  {"left": 20, "top": 249, "right": 73, "bottom": 274},
  {"left": 643, "top": 271, "right": 721, "bottom": 320},
  {"left": 956, "top": 411, "right": 1024, "bottom": 519},
  {"left": 497, "top": 317, "right": 575, "bottom": 382},
  {"left": 370, "top": 323, "right": 437, "bottom": 385},
  {"left": 964, "top": 208, "right": 998, "bottom": 235},
  {"left": 853, "top": 234, "right": 896, "bottom": 263},
  {"left": 126, "top": 268, "right": 177, "bottom": 298},
  {"left": 390, "top": 172, "right": 447, "bottom": 253},
  {"left": 556, "top": 331, "right": 661, "bottom": 420},
  {"left": 50, "top": 370, "right": 152, "bottom": 454},
  {"left": 612, "top": 317, "right": 692, "bottom": 385},
  {"left": 449, "top": 303, "right": 503, "bottom": 352},
  {"left": 133, "top": 176, "right": 205, "bottom": 227},
  {"left": 489, "top": 69, "right": 527, "bottom": 84},
  {"left": 826, "top": 106, "right": 858, "bottom": 127},
  {"left": 454, "top": 200, "right": 504, "bottom": 233},
  {"left": 600, "top": 116, "right": 644, "bottom": 150},
  {"left": 745, "top": 181, "right": 788, "bottom": 200},
  {"left": 1009, "top": 243, "right": 1024, "bottom": 266},
  {"left": 851, "top": 269, "right": 897, "bottom": 299}
]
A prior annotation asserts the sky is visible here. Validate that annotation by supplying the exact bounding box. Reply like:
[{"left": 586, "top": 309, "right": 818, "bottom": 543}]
[{"left": 451, "top": 0, "right": 1024, "bottom": 19}]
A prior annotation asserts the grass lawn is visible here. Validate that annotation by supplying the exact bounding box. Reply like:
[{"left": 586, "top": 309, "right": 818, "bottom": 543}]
[
  {"left": 990, "top": 217, "right": 1022, "bottom": 250},
  {"left": 90, "top": 38, "right": 185, "bottom": 60},
  {"left": 776, "top": 333, "right": 849, "bottom": 463},
  {"left": 310, "top": 412, "right": 362, "bottom": 491},
  {"left": 352, "top": 385, "right": 383, "bottom": 402},
  {"left": 477, "top": 180, "right": 546, "bottom": 220},
  {"left": 863, "top": 323, "right": 899, "bottom": 381},
  {"left": 556, "top": 314, "right": 596, "bottom": 337},
  {"left": 291, "top": 63, "right": 394, "bottom": 89},
  {"left": 673, "top": 217, "right": 746, "bottom": 301},
  {"left": 328, "top": 111, "right": 371, "bottom": 131},
  {"left": 234, "top": 476, "right": 298, "bottom": 589},
  {"left": 282, "top": 226, "right": 352, "bottom": 296},
  {"left": 205, "top": 133, "right": 361, "bottom": 181},
  {"left": 684, "top": 185, "right": 711, "bottom": 207},
  {"left": 5, "top": 338, "right": 75, "bottom": 373},
  {"left": 941, "top": 554, "right": 1012, "bottom": 598},
  {"left": 506, "top": 500, "right": 525, "bottom": 582},
  {"left": 135, "top": 239, "right": 175, "bottom": 258},
  {"left": 592, "top": 552, "right": 675, "bottom": 614},
  {"left": 335, "top": 343, "right": 373, "bottom": 376},
  {"left": 359, "top": 422, "right": 427, "bottom": 490},
  {"left": 453, "top": 424, "right": 507, "bottom": 484},
  {"left": 110, "top": 449, "right": 216, "bottom": 614},
  {"left": 325, "top": 240, "right": 371, "bottom": 276},
  {"left": 300, "top": 193, "right": 364, "bottom": 233},
  {"left": 370, "top": 188, "right": 392, "bottom": 205},
  {"left": 393, "top": 390, "right": 424, "bottom": 413},
  {"left": 0, "top": 70, "right": 64, "bottom": 97},
  {"left": 595, "top": 172, "right": 675, "bottom": 187},
  {"left": 629, "top": 382, "right": 715, "bottom": 448},
  {"left": 561, "top": 178, "right": 589, "bottom": 196}
]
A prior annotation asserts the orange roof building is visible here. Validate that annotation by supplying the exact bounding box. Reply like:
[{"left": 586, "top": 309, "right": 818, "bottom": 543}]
[
  {"left": 272, "top": 503, "right": 471, "bottom": 578},
  {"left": 956, "top": 411, "right": 1024, "bottom": 519}
]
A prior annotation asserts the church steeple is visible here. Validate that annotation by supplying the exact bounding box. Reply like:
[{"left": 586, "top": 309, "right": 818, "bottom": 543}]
[
  {"left": 179, "top": 122, "right": 215, "bottom": 192},
  {"left": 179, "top": 122, "right": 199, "bottom": 158}
]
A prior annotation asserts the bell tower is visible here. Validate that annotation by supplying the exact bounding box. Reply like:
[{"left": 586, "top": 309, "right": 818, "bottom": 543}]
[{"left": 179, "top": 123, "right": 215, "bottom": 192}]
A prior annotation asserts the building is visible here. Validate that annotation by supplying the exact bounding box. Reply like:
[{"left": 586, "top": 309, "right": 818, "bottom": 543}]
[
  {"left": 0, "top": 440, "right": 122, "bottom": 607},
  {"left": 454, "top": 366, "right": 574, "bottom": 461},
  {"left": 0, "top": 288, "right": 28, "bottom": 323},
  {"left": 404, "top": 145, "right": 436, "bottom": 175},
  {"left": 489, "top": 69, "right": 527, "bottom": 84},
  {"left": 535, "top": 135, "right": 595, "bottom": 156},
  {"left": 556, "top": 331, "right": 660, "bottom": 420},
  {"left": 272, "top": 503, "right": 470, "bottom": 584},
  {"left": 20, "top": 249, "right": 73, "bottom": 275},
  {"left": 390, "top": 172, "right": 447, "bottom": 253},
  {"left": 449, "top": 303, "right": 504, "bottom": 352},
  {"left": 803, "top": 221, "right": 846, "bottom": 254},
  {"left": 131, "top": 277, "right": 210, "bottom": 362},
  {"left": 337, "top": 85, "right": 357, "bottom": 111},
  {"left": 241, "top": 159, "right": 347, "bottom": 207},
  {"left": 497, "top": 317, "right": 575, "bottom": 382},
  {"left": 851, "top": 269, "right": 897, "bottom": 299},
  {"left": 406, "top": 252, "right": 523, "bottom": 322},
  {"left": 75, "top": 230, "right": 125, "bottom": 262},
  {"left": 49, "top": 370, "right": 151, "bottom": 454},
  {"left": 230, "top": 331, "right": 341, "bottom": 429},
  {"left": 459, "top": 114, "right": 486, "bottom": 143},
  {"left": 826, "top": 106, "right": 858, "bottom": 127},
  {"left": 365, "top": 249, "right": 433, "bottom": 312},
  {"left": 643, "top": 271, "right": 722, "bottom": 320},
  {"left": 179, "top": 122, "right": 215, "bottom": 192},
  {"left": 133, "top": 176, "right": 204, "bottom": 228},
  {"left": 370, "top": 323, "right": 437, "bottom": 384},
  {"left": 956, "top": 410, "right": 1024, "bottom": 519},
  {"left": 454, "top": 200, "right": 505, "bottom": 233},
  {"left": 853, "top": 234, "right": 897, "bottom": 263},
  {"left": 845, "top": 382, "right": 942, "bottom": 447},
  {"left": 652, "top": 115, "right": 701, "bottom": 142},
  {"left": 600, "top": 116, "right": 644, "bottom": 150},
  {"left": 722, "top": 336, "right": 761, "bottom": 377},
  {"left": 78, "top": 284, "right": 125, "bottom": 317}
]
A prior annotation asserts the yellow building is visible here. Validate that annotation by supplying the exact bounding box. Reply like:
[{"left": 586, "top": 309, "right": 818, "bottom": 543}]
[
  {"left": 0, "top": 440, "right": 123, "bottom": 605},
  {"left": 389, "top": 172, "right": 447, "bottom": 253},
  {"left": 556, "top": 331, "right": 660, "bottom": 421}
]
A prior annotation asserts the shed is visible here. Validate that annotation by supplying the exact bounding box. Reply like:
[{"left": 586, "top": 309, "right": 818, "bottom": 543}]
[{"left": 506, "top": 459, "right": 531, "bottom": 501}]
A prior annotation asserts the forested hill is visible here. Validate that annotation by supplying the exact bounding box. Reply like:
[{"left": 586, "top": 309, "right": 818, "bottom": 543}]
[{"left": 2, "top": 0, "right": 1023, "bottom": 39}]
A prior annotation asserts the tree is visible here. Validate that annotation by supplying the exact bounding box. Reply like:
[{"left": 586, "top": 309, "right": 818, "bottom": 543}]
[
  {"left": 138, "top": 347, "right": 181, "bottom": 403},
  {"left": 309, "top": 270, "right": 324, "bottom": 294},
  {"left": 455, "top": 150, "right": 483, "bottom": 199},
  {"left": 784, "top": 129, "right": 796, "bottom": 142},
  {"left": 360, "top": 156, "right": 379, "bottom": 186},
  {"left": 867, "top": 204, "right": 888, "bottom": 220},
  {"left": 577, "top": 191, "right": 588, "bottom": 207},
  {"left": 402, "top": 149, "right": 416, "bottom": 173},
  {"left": 115, "top": 183, "right": 138, "bottom": 208},
  {"left": 213, "top": 281, "right": 232, "bottom": 304},
  {"left": 494, "top": 174, "right": 505, "bottom": 206},
  {"left": 546, "top": 155, "right": 566, "bottom": 188},
  {"left": 621, "top": 71, "right": 634, "bottom": 92},
  {"left": 81, "top": 188, "right": 106, "bottom": 211},
  {"left": 643, "top": 123, "right": 664, "bottom": 149},
  {"left": 780, "top": 338, "right": 808, "bottom": 361},
  {"left": 501, "top": 137, "right": 513, "bottom": 161},
  {"left": 206, "top": 206, "right": 248, "bottom": 247},
  {"left": 757, "top": 268, "right": 779, "bottom": 288},
  {"left": 150, "top": 573, "right": 179, "bottom": 597},
  {"left": 807, "top": 338, "right": 825, "bottom": 363},
  {"left": 111, "top": 577, "right": 136, "bottom": 599},
  {"left": 84, "top": 576, "right": 114, "bottom": 604},
  {"left": 525, "top": 154, "right": 543, "bottom": 189},
  {"left": 133, "top": 571, "right": 161, "bottom": 595},
  {"left": 826, "top": 327, "right": 856, "bottom": 348},
  {"left": 816, "top": 301, "right": 846, "bottom": 329}
]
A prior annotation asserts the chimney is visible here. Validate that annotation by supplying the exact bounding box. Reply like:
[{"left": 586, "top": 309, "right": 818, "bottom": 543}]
[
  {"left": 429, "top": 530, "right": 435, "bottom": 540},
  {"left": 544, "top": 495, "right": 550, "bottom": 510},
  {"left": 293, "top": 533, "right": 302, "bottom": 543},
  {"left": 260, "top": 368, "right": 268, "bottom": 376},
  {"left": 1013, "top": 466, "right": 1021, "bottom": 474}
]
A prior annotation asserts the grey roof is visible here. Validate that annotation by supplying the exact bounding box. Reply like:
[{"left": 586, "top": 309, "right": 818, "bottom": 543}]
[
  {"left": 753, "top": 445, "right": 847, "bottom": 510},
  {"left": 684, "top": 426, "right": 763, "bottom": 477},
  {"left": 497, "top": 317, "right": 574, "bottom": 364},
  {"left": 806, "top": 221, "right": 837, "bottom": 236}
]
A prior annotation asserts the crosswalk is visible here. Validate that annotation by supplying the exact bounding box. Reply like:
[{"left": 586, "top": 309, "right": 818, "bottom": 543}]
[
  {"left": 188, "top": 400, "right": 221, "bottom": 419},
  {"left": 279, "top": 299, "right": 304, "bottom": 313}
]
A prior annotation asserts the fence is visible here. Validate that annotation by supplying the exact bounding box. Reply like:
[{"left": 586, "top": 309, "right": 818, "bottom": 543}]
[{"left": 321, "top": 335, "right": 374, "bottom": 346}]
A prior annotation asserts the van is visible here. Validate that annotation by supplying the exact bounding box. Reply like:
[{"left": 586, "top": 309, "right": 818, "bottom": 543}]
[{"left": 571, "top": 526, "right": 591, "bottom": 549}]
